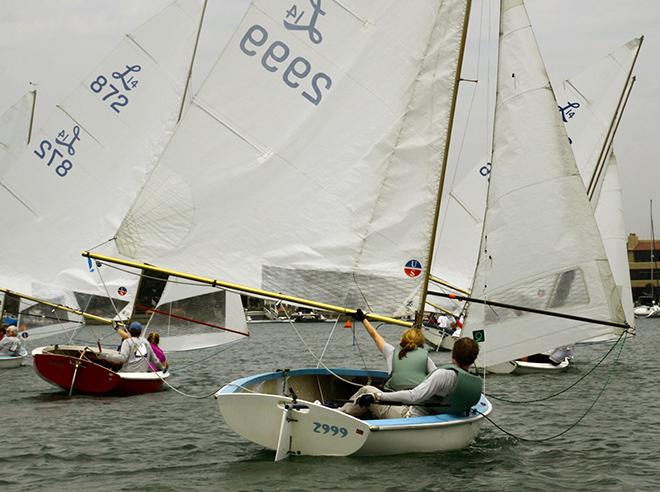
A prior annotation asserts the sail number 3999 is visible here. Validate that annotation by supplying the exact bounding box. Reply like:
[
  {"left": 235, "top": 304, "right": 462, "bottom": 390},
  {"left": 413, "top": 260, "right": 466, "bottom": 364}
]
[{"left": 239, "top": 24, "right": 332, "bottom": 106}]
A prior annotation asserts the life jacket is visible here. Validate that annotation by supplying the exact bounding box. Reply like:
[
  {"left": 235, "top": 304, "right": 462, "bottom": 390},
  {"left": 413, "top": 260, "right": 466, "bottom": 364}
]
[
  {"left": 384, "top": 346, "right": 429, "bottom": 391},
  {"left": 123, "top": 338, "right": 149, "bottom": 361},
  {"left": 425, "top": 363, "right": 482, "bottom": 415}
]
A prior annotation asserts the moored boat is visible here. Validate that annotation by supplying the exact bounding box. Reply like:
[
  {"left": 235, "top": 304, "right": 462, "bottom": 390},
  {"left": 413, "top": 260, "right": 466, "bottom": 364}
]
[{"left": 32, "top": 345, "right": 168, "bottom": 396}]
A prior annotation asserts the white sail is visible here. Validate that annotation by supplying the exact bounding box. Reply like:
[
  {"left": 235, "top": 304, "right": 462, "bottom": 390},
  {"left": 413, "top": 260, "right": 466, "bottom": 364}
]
[
  {"left": 148, "top": 282, "right": 248, "bottom": 352},
  {"left": 116, "top": 0, "right": 470, "bottom": 317},
  {"left": 0, "top": 0, "right": 205, "bottom": 310},
  {"left": 593, "top": 152, "right": 635, "bottom": 327},
  {"left": 0, "top": 90, "right": 35, "bottom": 179},
  {"left": 556, "top": 39, "right": 641, "bottom": 329},
  {"left": 431, "top": 160, "right": 489, "bottom": 299},
  {"left": 558, "top": 37, "right": 642, "bottom": 204},
  {"left": 464, "top": 0, "right": 625, "bottom": 367}
]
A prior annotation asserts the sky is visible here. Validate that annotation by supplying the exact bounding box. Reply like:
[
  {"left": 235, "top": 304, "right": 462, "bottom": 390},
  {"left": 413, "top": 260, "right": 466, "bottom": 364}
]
[{"left": 0, "top": 0, "right": 658, "bottom": 236}]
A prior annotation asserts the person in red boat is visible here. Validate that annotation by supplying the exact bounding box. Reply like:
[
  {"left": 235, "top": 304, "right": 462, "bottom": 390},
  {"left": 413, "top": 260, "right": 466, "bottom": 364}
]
[
  {"left": 98, "top": 321, "right": 164, "bottom": 373},
  {"left": 147, "top": 331, "right": 168, "bottom": 372}
]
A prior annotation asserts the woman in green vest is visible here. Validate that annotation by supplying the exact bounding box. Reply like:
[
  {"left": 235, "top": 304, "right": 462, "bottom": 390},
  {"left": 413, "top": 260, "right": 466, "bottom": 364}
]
[{"left": 340, "top": 310, "right": 435, "bottom": 417}]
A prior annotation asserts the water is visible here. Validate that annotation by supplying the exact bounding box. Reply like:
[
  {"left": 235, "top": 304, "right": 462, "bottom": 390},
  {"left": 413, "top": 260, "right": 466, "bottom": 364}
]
[{"left": 2, "top": 318, "right": 659, "bottom": 491}]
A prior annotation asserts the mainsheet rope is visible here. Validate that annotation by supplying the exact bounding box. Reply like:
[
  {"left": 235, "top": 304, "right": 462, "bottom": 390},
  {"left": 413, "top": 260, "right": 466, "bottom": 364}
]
[
  {"left": 486, "top": 330, "right": 627, "bottom": 404},
  {"left": 479, "top": 331, "right": 628, "bottom": 442}
]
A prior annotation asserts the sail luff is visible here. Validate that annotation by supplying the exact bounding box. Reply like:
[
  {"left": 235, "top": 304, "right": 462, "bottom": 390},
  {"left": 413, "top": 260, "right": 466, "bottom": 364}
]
[
  {"left": 177, "top": 0, "right": 208, "bottom": 122},
  {"left": 418, "top": 0, "right": 474, "bottom": 318},
  {"left": 27, "top": 89, "right": 37, "bottom": 145}
]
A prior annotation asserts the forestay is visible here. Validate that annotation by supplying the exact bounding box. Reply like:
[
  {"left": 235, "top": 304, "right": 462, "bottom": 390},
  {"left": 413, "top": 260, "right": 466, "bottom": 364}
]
[
  {"left": 116, "top": 0, "right": 470, "bottom": 318},
  {"left": 556, "top": 38, "right": 641, "bottom": 330},
  {"left": 0, "top": 90, "right": 35, "bottom": 180},
  {"left": 464, "top": 0, "right": 625, "bottom": 367},
  {"left": 0, "top": 0, "right": 205, "bottom": 307}
]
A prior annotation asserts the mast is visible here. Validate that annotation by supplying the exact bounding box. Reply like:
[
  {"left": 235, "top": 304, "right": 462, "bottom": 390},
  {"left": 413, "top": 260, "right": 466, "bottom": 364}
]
[
  {"left": 418, "top": 0, "right": 473, "bottom": 318},
  {"left": 651, "top": 199, "right": 656, "bottom": 301},
  {"left": 177, "top": 0, "right": 208, "bottom": 122}
]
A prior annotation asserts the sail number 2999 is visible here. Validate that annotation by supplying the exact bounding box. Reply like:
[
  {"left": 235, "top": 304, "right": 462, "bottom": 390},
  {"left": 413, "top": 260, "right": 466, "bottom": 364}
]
[
  {"left": 239, "top": 24, "right": 332, "bottom": 106},
  {"left": 312, "top": 421, "right": 348, "bottom": 438}
]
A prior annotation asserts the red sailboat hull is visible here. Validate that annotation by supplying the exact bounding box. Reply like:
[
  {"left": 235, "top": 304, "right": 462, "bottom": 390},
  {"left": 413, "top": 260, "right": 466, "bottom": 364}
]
[{"left": 32, "top": 345, "right": 167, "bottom": 396}]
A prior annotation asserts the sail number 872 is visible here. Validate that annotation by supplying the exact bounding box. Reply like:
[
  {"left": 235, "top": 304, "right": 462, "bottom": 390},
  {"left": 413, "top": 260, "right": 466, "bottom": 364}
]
[
  {"left": 312, "top": 421, "right": 348, "bottom": 437},
  {"left": 239, "top": 24, "right": 332, "bottom": 106}
]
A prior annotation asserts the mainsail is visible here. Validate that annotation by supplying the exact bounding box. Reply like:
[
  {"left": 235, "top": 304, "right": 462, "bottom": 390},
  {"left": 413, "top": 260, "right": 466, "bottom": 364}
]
[
  {"left": 556, "top": 38, "right": 642, "bottom": 329},
  {"left": 463, "top": 0, "right": 626, "bottom": 367},
  {"left": 0, "top": 0, "right": 206, "bottom": 311},
  {"left": 116, "top": 0, "right": 471, "bottom": 318}
]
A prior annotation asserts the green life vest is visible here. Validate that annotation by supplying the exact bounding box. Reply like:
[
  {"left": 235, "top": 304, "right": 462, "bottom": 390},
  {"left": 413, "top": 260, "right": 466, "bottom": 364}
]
[
  {"left": 425, "top": 363, "right": 482, "bottom": 415},
  {"left": 384, "top": 346, "right": 429, "bottom": 391}
]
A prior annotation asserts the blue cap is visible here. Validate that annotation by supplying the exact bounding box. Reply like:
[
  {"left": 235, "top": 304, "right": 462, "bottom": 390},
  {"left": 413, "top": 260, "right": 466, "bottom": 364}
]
[{"left": 128, "top": 321, "right": 143, "bottom": 334}]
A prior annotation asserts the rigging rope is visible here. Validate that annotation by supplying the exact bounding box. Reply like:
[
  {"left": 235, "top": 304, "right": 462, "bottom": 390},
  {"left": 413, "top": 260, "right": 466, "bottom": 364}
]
[
  {"left": 94, "top": 265, "right": 124, "bottom": 320},
  {"left": 480, "top": 332, "right": 628, "bottom": 442},
  {"left": 486, "top": 331, "right": 627, "bottom": 403},
  {"left": 284, "top": 313, "right": 365, "bottom": 388}
]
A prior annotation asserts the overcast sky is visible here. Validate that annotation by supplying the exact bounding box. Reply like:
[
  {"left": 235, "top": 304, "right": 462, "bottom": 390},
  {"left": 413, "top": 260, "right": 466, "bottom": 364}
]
[{"left": 0, "top": 0, "right": 658, "bottom": 235}]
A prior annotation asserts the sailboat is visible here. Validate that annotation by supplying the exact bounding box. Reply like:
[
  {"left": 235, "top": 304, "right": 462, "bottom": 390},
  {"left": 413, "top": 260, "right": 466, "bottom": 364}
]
[
  {"left": 85, "top": 0, "right": 495, "bottom": 457},
  {"left": 506, "top": 36, "right": 641, "bottom": 362},
  {"left": 430, "top": 34, "right": 642, "bottom": 368},
  {"left": 85, "top": 0, "right": 635, "bottom": 457},
  {"left": 0, "top": 0, "right": 249, "bottom": 393},
  {"left": 490, "top": 36, "right": 642, "bottom": 371},
  {"left": 460, "top": 0, "right": 629, "bottom": 375},
  {"left": 632, "top": 200, "right": 660, "bottom": 318}
]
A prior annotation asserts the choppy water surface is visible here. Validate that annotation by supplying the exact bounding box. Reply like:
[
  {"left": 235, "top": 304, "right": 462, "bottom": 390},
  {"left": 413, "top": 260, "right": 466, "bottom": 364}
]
[{"left": 1, "top": 318, "right": 659, "bottom": 491}]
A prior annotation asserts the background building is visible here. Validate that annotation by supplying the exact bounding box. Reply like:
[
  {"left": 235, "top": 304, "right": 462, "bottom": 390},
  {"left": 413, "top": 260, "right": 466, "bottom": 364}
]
[{"left": 628, "top": 233, "right": 660, "bottom": 301}]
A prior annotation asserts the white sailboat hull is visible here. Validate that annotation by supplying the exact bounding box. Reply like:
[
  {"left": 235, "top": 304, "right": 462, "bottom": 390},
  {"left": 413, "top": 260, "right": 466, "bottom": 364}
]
[
  {"left": 477, "top": 358, "right": 570, "bottom": 375},
  {"left": 422, "top": 326, "right": 457, "bottom": 351},
  {"left": 510, "top": 358, "right": 570, "bottom": 375},
  {"left": 215, "top": 368, "right": 491, "bottom": 458},
  {"left": 633, "top": 305, "right": 660, "bottom": 318},
  {"left": 0, "top": 353, "right": 27, "bottom": 369}
]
